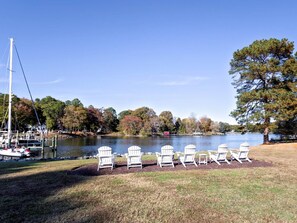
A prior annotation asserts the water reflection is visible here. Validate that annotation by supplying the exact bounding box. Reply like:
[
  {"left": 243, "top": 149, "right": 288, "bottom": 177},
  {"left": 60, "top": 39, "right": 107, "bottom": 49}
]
[{"left": 56, "top": 133, "right": 276, "bottom": 158}]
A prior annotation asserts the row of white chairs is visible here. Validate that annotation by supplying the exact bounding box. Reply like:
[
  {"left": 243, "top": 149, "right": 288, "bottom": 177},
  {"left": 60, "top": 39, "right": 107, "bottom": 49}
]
[
  {"left": 208, "top": 142, "right": 252, "bottom": 165},
  {"left": 97, "top": 143, "right": 252, "bottom": 171}
]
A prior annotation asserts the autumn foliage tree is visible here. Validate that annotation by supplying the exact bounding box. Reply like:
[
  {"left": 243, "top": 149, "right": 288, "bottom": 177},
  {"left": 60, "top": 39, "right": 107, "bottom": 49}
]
[
  {"left": 14, "top": 98, "right": 37, "bottom": 130},
  {"left": 0, "top": 93, "right": 239, "bottom": 136},
  {"left": 62, "top": 105, "right": 88, "bottom": 131},
  {"left": 230, "top": 38, "right": 297, "bottom": 143},
  {"left": 86, "top": 106, "right": 103, "bottom": 132},
  {"left": 119, "top": 115, "right": 143, "bottom": 135},
  {"left": 199, "top": 116, "right": 212, "bottom": 133},
  {"left": 179, "top": 117, "right": 198, "bottom": 134}
]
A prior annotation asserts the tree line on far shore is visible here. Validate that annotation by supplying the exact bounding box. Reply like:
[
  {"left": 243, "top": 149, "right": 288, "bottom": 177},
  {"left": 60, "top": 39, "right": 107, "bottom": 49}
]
[
  {"left": 0, "top": 94, "right": 235, "bottom": 135},
  {"left": 0, "top": 94, "right": 293, "bottom": 137},
  {"left": 1, "top": 37, "right": 296, "bottom": 142}
]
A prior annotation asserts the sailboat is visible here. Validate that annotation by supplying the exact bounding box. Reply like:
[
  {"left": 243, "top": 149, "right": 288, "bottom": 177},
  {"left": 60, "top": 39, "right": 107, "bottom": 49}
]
[{"left": 0, "top": 38, "right": 32, "bottom": 158}]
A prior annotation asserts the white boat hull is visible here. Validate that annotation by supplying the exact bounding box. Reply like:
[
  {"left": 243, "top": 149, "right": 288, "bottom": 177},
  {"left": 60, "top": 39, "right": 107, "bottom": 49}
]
[{"left": 0, "top": 149, "right": 30, "bottom": 158}]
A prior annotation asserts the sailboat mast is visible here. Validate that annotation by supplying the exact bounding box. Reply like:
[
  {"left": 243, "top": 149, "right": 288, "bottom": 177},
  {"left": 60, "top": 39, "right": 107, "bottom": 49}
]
[{"left": 7, "top": 38, "right": 13, "bottom": 147}]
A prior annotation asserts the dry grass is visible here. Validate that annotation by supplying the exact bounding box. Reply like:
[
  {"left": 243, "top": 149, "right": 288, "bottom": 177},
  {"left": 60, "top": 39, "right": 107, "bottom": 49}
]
[{"left": 0, "top": 143, "right": 297, "bottom": 222}]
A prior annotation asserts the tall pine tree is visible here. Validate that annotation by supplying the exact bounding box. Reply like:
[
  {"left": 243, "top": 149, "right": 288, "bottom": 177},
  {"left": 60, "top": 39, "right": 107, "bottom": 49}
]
[{"left": 229, "top": 38, "right": 297, "bottom": 143}]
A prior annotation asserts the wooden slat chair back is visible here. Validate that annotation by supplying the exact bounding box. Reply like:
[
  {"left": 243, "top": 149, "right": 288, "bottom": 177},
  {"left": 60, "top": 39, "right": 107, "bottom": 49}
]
[
  {"left": 239, "top": 142, "right": 250, "bottom": 159},
  {"left": 208, "top": 144, "right": 230, "bottom": 165},
  {"left": 217, "top": 144, "right": 229, "bottom": 161},
  {"left": 156, "top": 145, "right": 174, "bottom": 168},
  {"left": 179, "top": 144, "right": 197, "bottom": 167},
  {"left": 230, "top": 142, "right": 252, "bottom": 163},
  {"left": 97, "top": 146, "right": 115, "bottom": 171},
  {"left": 126, "top": 146, "right": 143, "bottom": 169}
]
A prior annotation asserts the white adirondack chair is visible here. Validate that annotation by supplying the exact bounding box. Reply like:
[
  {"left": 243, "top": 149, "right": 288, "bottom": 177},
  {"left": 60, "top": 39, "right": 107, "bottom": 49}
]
[
  {"left": 208, "top": 144, "right": 230, "bottom": 165},
  {"left": 156, "top": 145, "right": 175, "bottom": 168},
  {"left": 125, "top": 146, "right": 143, "bottom": 169},
  {"left": 230, "top": 142, "right": 252, "bottom": 163},
  {"left": 97, "top": 146, "right": 115, "bottom": 171},
  {"left": 179, "top": 144, "right": 198, "bottom": 167}
]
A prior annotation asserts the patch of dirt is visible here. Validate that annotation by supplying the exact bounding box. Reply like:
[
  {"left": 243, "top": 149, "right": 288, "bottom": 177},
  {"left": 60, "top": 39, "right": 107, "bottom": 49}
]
[{"left": 68, "top": 159, "right": 273, "bottom": 176}]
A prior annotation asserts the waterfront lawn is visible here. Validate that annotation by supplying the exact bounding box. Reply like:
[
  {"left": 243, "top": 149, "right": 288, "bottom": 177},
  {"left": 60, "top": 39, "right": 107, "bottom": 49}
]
[{"left": 0, "top": 143, "right": 297, "bottom": 222}]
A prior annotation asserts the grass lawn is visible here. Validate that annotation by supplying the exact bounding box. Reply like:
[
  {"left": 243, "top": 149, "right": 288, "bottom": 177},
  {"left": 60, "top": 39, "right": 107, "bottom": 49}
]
[{"left": 0, "top": 143, "right": 297, "bottom": 222}]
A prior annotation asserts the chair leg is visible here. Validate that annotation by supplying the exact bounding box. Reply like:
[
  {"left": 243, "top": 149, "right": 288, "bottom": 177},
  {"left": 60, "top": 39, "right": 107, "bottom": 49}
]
[
  {"left": 234, "top": 157, "right": 242, "bottom": 163},
  {"left": 214, "top": 159, "right": 221, "bottom": 165}
]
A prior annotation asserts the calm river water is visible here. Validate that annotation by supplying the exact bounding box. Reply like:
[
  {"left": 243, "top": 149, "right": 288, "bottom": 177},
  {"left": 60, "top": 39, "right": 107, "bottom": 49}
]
[{"left": 56, "top": 133, "right": 278, "bottom": 157}]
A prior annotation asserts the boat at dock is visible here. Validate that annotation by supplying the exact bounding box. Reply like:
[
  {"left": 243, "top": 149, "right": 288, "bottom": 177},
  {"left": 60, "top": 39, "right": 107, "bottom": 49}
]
[{"left": 0, "top": 38, "right": 42, "bottom": 158}]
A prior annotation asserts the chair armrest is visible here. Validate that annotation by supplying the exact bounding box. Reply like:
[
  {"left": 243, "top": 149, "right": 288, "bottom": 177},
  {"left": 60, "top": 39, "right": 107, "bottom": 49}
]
[
  {"left": 160, "top": 153, "right": 174, "bottom": 158},
  {"left": 99, "top": 155, "right": 114, "bottom": 158},
  {"left": 127, "top": 154, "right": 142, "bottom": 158}
]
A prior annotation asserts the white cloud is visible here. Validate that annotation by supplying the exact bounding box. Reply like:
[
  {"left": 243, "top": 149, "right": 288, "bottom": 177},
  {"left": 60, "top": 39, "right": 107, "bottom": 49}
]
[
  {"left": 31, "top": 78, "right": 64, "bottom": 85},
  {"left": 157, "top": 76, "right": 208, "bottom": 86}
]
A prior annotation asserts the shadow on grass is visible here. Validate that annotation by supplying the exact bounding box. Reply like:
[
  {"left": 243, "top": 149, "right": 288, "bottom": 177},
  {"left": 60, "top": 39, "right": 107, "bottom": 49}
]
[
  {"left": 0, "top": 161, "right": 43, "bottom": 176},
  {"left": 0, "top": 162, "right": 113, "bottom": 222}
]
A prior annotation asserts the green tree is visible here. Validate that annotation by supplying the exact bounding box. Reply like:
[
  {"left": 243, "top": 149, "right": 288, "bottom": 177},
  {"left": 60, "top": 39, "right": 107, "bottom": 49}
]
[
  {"left": 65, "top": 100, "right": 71, "bottom": 106},
  {"left": 34, "top": 98, "right": 46, "bottom": 126},
  {"left": 70, "top": 98, "right": 83, "bottom": 107},
  {"left": 230, "top": 124, "right": 244, "bottom": 132},
  {"left": 132, "top": 107, "right": 156, "bottom": 122},
  {"left": 174, "top": 118, "right": 182, "bottom": 134},
  {"left": 218, "top": 122, "right": 231, "bottom": 133},
  {"left": 275, "top": 116, "right": 297, "bottom": 138},
  {"left": 229, "top": 38, "right": 297, "bottom": 143},
  {"left": 0, "top": 93, "right": 13, "bottom": 130},
  {"left": 40, "top": 96, "right": 65, "bottom": 130},
  {"left": 178, "top": 119, "right": 187, "bottom": 134},
  {"left": 102, "top": 107, "right": 118, "bottom": 133},
  {"left": 159, "top": 111, "right": 175, "bottom": 133}
]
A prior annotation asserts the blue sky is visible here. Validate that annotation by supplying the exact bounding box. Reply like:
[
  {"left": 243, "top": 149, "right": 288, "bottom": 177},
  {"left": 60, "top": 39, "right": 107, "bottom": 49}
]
[{"left": 0, "top": 0, "right": 296, "bottom": 124}]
